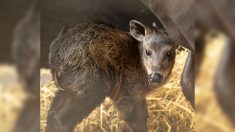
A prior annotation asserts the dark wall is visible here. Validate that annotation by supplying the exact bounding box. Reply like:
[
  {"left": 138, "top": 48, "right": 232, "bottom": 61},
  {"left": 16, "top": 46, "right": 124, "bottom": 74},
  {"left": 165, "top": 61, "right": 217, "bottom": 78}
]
[
  {"left": 41, "top": 0, "right": 162, "bottom": 67},
  {"left": 0, "top": 0, "right": 33, "bottom": 63}
]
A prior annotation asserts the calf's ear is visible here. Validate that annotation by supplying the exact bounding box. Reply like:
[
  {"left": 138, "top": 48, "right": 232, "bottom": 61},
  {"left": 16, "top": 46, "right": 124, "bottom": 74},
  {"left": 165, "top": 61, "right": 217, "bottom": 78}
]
[{"left": 129, "top": 20, "right": 151, "bottom": 41}]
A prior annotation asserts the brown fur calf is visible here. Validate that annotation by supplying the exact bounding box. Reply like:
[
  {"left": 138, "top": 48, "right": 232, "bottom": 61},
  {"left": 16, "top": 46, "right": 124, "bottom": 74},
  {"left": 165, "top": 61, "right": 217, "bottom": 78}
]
[{"left": 46, "top": 20, "right": 176, "bottom": 132}]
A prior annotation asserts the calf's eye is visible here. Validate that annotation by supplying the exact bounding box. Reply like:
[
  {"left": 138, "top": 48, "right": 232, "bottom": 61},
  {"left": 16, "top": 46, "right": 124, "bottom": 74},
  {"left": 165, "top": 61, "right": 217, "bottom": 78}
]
[
  {"left": 145, "top": 50, "right": 151, "bottom": 56},
  {"left": 166, "top": 50, "right": 174, "bottom": 59}
]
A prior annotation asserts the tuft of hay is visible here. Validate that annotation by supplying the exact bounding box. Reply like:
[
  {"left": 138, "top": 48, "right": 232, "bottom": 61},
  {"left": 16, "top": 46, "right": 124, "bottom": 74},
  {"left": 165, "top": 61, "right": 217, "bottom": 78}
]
[{"left": 40, "top": 49, "right": 194, "bottom": 132}]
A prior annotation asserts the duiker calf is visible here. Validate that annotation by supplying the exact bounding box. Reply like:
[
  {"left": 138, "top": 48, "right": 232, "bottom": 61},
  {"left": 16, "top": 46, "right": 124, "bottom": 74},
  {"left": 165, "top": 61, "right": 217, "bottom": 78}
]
[{"left": 46, "top": 20, "right": 176, "bottom": 132}]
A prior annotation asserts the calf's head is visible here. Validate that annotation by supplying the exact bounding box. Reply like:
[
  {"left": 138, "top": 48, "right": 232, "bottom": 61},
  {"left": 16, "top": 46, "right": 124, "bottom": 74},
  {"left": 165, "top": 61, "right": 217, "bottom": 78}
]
[{"left": 130, "top": 20, "right": 176, "bottom": 86}]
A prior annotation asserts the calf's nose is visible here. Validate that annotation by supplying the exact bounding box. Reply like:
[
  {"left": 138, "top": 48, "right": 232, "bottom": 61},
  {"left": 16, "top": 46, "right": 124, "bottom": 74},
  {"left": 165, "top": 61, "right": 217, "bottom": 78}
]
[{"left": 149, "top": 73, "right": 163, "bottom": 83}]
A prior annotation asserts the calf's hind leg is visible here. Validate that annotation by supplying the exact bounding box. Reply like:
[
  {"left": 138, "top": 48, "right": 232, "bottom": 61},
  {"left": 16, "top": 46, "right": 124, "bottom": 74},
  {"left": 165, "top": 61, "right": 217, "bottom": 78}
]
[
  {"left": 46, "top": 91, "right": 107, "bottom": 132},
  {"left": 46, "top": 69, "right": 110, "bottom": 132}
]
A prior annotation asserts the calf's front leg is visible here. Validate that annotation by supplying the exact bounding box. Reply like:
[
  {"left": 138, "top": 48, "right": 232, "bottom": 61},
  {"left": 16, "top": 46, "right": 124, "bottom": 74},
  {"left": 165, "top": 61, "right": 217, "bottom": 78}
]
[{"left": 114, "top": 96, "right": 148, "bottom": 132}]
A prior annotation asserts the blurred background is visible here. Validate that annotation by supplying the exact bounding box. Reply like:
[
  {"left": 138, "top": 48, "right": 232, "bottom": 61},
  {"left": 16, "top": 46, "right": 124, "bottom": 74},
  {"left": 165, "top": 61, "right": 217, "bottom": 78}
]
[
  {"left": 0, "top": 0, "right": 39, "bottom": 132},
  {"left": 195, "top": 33, "right": 235, "bottom": 131},
  {"left": 0, "top": 0, "right": 235, "bottom": 132}
]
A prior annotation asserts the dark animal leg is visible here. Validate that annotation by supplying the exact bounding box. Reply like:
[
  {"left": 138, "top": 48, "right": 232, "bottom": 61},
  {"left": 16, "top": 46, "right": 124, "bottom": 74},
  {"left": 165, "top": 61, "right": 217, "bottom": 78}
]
[
  {"left": 180, "top": 51, "right": 195, "bottom": 108},
  {"left": 195, "top": 33, "right": 206, "bottom": 75},
  {"left": 180, "top": 26, "right": 207, "bottom": 108},
  {"left": 12, "top": 96, "right": 40, "bottom": 132},
  {"left": 12, "top": 2, "right": 40, "bottom": 132},
  {"left": 114, "top": 96, "right": 148, "bottom": 132},
  {"left": 46, "top": 90, "right": 107, "bottom": 132},
  {"left": 214, "top": 41, "right": 235, "bottom": 125},
  {"left": 46, "top": 67, "right": 110, "bottom": 132},
  {"left": 12, "top": 64, "right": 40, "bottom": 132}
]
